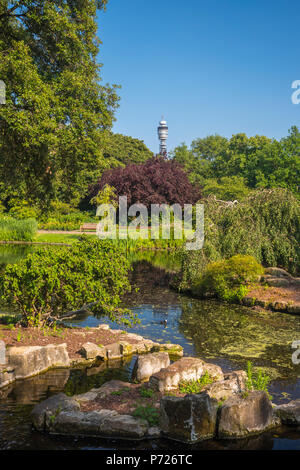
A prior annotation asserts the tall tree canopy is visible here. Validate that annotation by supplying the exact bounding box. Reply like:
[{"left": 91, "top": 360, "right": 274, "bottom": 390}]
[
  {"left": 172, "top": 128, "right": 300, "bottom": 199},
  {"left": 101, "top": 132, "right": 153, "bottom": 167},
  {"left": 0, "top": 0, "right": 119, "bottom": 208}
]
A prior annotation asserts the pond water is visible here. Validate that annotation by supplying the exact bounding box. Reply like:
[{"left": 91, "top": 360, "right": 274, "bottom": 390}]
[{"left": 0, "top": 245, "right": 299, "bottom": 450}]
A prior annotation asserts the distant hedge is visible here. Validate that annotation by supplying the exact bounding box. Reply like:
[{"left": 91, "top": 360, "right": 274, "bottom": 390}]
[
  {"left": 180, "top": 188, "right": 300, "bottom": 289},
  {"left": 0, "top": 217, "right": 37, "bottom": 242}
]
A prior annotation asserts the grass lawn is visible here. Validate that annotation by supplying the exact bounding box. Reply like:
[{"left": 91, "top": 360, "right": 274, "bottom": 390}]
[{"left": 35, "top": 233, "right": 96, "bottom": 244}]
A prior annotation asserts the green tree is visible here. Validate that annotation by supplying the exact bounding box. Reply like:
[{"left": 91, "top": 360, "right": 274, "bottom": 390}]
[
  {"left": 172, "top": 130, "right": 299, "bottom": 197},
  {"left": 203, "top": 176, "right": 250, "bottom": 201},
  {"left": 101, "top": 132, "right": 153, "bottom": 167},
  {"left": 0, "top": 1, "right": 119, "bottom": 209},
  {"left": 90, "top": 183, "right": 117, "bottom": 207}
]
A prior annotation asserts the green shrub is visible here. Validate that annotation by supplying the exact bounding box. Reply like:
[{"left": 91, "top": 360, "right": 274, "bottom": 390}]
[
  {"left": 8, "top": 201, "right": 39, "bottom": 220},
  {"left": 37, "top": 201, "right": 95, "bottom": 231},
  {"left": 191, "top": 255, "right": 264, "bottom": 302},
  {"left": 132, "top": 405, "right": 159, "bottom": 426},
  {"left": 0, "top": 217, "right": 37, "bottom": 241},
  {"left": 0, "top": 236, "right": 135, "bottom": 327},
  {"left": 180, "top": 189, "right": 300, "bottom": 289},
  {"left": 139, "top": 387, "right": 155, "bottom": 398},
  {"left": 246, "top": 361, "right": 272, "bottom": 400},
  {"left": 179, "top": 371, "right": 215, "bottom": 394},
  {"left": 38, "top": 211, "right": 95, "bottom": 231}
]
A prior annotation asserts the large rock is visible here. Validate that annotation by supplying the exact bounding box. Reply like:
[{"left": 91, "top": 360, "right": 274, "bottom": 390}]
[
  {"left": 152, "top": 343, "right": 184, "bottom": 357},
  {"left": 49, "top": 410, "right": 148, "bottom": 439},
  {"left": 218, "top": 391, "right": 277, "bottom": 439},
  {"left": 160, "top": 393, "right": 218, "bottom": 443},
  {"left": 275, "top": 399, "right": 300, "bottom": 426},
  {"left": 265, "top": 267, "right": 293, "bottom": 278},
  {"left": 204, "top": 371, "right": 247, "bottom": 401},
  {"left": 31, "top": 393, "right": 80, "bottom": 431},
  {"left": 119, "top": 341, "right": 134, "bottom": 357},
  {"left": 149, "top": 357, "right": 223, "bottom": 392},
  {"left": 135, "top": 352, "right": 170, "bottom": 382},
  {"left": 134, "top": 340, "right": 156, "bottom": 354},
  {"left": 80, "top": 342, "right": 106, "bottom": 360},
  {"left": 265, "top": 277, "right": 291, "bottom": 288},
  {"left": 32, "top": 390, "right": 149, "bottom": 439},
  {"left": 7, "top": 344, "right": 70, "bottom": 380},
  {"left": 0, "top": 340, "right": 6, "bottom": 365},
  {"left": 104, "top": 342, "right": 122, "bottom": 360}
]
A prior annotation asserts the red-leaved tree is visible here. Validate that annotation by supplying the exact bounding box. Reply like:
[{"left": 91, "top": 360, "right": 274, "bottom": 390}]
[{"left": 88, "top": 157, "right": 201, "bottom": 208}]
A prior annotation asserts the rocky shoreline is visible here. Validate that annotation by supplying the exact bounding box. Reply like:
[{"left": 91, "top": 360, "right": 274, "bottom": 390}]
[
  {"left": 176, "top": 266, "right": 300, "bottom": 316},
  {"left": 31, "top": 352, "right": 300, "bottom": 444},
  {"left": 1, "top": 312, "right": 299, "bottom": 444},
  {"left": 0, "top": 325, "right": 183, "bottom": 389}
]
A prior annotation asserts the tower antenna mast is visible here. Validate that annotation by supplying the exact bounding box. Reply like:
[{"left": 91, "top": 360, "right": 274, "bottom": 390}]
[{"left": 157, "top": 117, "right": 168, "bottom": 157}]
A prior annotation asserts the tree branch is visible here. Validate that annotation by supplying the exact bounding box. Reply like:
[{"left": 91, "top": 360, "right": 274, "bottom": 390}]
[{"left": 0, "top": 2, "right": 27, "bottom": 21}]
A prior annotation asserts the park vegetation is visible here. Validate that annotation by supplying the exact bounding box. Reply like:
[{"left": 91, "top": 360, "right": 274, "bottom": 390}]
[
  {"left": 0, "top": 217, "right": 37, "bottom": 242},
  {"left": 0, "top": 1, "right": 299, "bottom": 328},
  {"left": 190, "top": 255, "right": 264, "bottom": 302},
  {"left": 0, "top": 237, "right": 135, "bottom": 327},
  {"left": 0, "top": 1, "right": 152, "bottom": 211},
  {"left": 179, "top": 188, "right": 300, "bottom": 293},
  {"left": 171, "top": 128, "right": 300, "bottom": 200},
  {"left": 86, "top": 156, "right": 201, "bottom": 210}
]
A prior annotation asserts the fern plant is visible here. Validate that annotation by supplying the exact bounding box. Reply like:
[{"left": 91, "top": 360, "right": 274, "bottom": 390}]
[{"left": 246, "top": 361, "right": 272, "bottom": 400}]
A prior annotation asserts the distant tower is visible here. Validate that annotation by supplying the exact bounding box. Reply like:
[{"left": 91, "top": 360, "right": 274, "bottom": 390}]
[{"left": 157, "top": 117, "right": 168, "bottom": 157}]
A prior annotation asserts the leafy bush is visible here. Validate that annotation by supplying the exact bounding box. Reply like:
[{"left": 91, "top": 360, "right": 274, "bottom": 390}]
[
  {"left": 139, "top": 387, "right": 155, "bottom": 398},
  {"left": 0, "top": 237, "right": 134, "bottom": 327},
  {"left": 132, "top": 405, "right": 159, "bottom": 426},
  {"left": 179, "top": 371, "right": 215, "bottom": 394},
  {"left": 8, "top": 200, "right": 39, "bottom": 220},
  {"left": 191, "top": 255, "right": 264, "bottom": 302},
  {"left": 202, "top": 176, "right": 250, "bottom": 201},
  {"left": 246, "top": 361, "right": 272, "bottom": 400},
  {"left": 0, "top": 217, "right": 37, "bottom": 241},
  {"left": 180, "top": 189, "right": 300, "bottom": 290},
  {"left": 38, "top": 212, "right": 95, "bottom": 231},
  {"left": 37, "top": 201, "right": 95, "bottom": 231}
]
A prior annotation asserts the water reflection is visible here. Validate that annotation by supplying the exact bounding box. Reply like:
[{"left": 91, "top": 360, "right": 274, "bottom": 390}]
[{"left": 0, "top": 247, "right": 299, "bottom": 449}]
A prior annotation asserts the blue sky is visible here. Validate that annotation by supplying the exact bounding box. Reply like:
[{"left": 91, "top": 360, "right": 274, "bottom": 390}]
[{"left": 97, "top": 0, "right": 300, "bottom": 153}]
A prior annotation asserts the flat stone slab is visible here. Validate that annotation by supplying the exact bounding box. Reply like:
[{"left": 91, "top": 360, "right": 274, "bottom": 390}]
[
  {"left": 80, "top": 342, "right": 106, "bottom": 360},
  {"left": 31, "top": 390, "right": 150, "bottom": 439},
  {"left": 218, "top": 391, "right": 278, "bottom": 439},
  {"left": 275, "top": 399, "right": 300, "bottom": 426},
  {"left": 7, "top": 344, "right": 70, "bottom": 380},
  {"left": 152, "top": 343, "right": 184, "bottom": 357},
  {"left": 149, "top": 357, "right": 223, "bottom": 392},
  {"left": 134, "top": 352, "right": 170, "bottom": 382}
]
